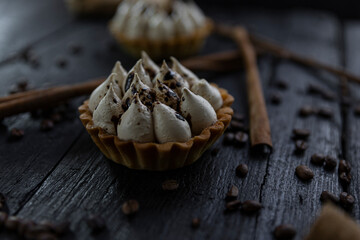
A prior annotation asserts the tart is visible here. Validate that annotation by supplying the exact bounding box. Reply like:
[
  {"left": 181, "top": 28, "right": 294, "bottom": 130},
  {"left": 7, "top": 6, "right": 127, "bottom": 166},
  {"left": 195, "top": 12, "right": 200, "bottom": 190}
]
[
  {"left": 66, "top": 0, "right": 122, "bottom": 16},
  {"left": 108, "top": 0, "right": 213, "bottom": 60},
  {"left": 79, "top": 53, "right": 234, "bottom": 171}
]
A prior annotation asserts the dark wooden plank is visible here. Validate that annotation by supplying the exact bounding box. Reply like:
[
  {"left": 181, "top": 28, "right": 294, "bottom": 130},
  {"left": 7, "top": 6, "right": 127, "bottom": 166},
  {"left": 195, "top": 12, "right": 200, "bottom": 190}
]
[{"left": 344, "top": 21, "right": 360, "bottom": 219}]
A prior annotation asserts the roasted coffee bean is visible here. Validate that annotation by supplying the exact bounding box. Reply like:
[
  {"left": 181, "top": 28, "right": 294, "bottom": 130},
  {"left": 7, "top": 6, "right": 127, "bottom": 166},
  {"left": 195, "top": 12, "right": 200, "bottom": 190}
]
[
  {"left": 8, "top": 128, "right": 24, "bottom": 141},
  {"left": 191, "top": 218, "right": 200, "bottom": 229},
  {"left": 234, "top": 132, "right": 248, "bottom": 146},
  {"left": 274, "top": 80, "right": 288, "bottom": 90},
  {"left": 69, "top": 44, "right": 82, "bottom": 55},
  {"left": 86, "top": 215, "right": 106, "bottom": 234},
  {"left": 310, "top": 154, "right": 325, "bottom": 166},
  {"left": 210, "top": 147, "right": 220, "bottom": 156},
  {"left": 270, "top": 93, "right": 282, "bottom": 105},
  {"left": 5, "top": 216, "right": 20, "bottom": 231},
  {"left": 223, "top": 133, "right": 235, "bottom": 145},
  {"left": 162, "top": 180, "right": 179, "bottom": 191},
  {"left": 0, "top": 212, "right": 8, "bottom": 226},
  {"left": 226, "top": 185, "right": 239, "bottom": 200},
  {"left": 40, "top": 119, "right": 54, "bottom": 131},
  {"left": 338, "top": 160, "right": 351, "bottom": 174},
  {"left": 324, "top": 156, "right": 337, "bottom": 171},
  {"left": 17, "top": 80, "right": 29, "bottom": 91},
  {"left": 339, "top": 192, "right": 355, "bottom": 209},
  {"left": 307, "top": 84, "right": 324, "bottom": 95},
  {"left": 339, "top": 172, "right": 352, "bottom": 186},
  {"left": 241, "top": 200, "right": 262, "bottom": 213},
  {"left": 354, "top": 105, "right": 360, "bottom": 116},
  {"left": 274, "top": 224, "right": 296, "bottom": 240},
  {"left": 318, "top": 107, "right": 333, "bottom": 118},
  {"left": 299, "top": 105, "right": 317, "bottom": 117},
  {"left": 232, "top": 113, "right": 244, "bottom": 122},
  {"left": 295, "top": 165, "right": 314, "bottom": 181},
  {"left": 121, "top": 200, "right": 139, "bottom": 216},
  {"left": 292, "top": 128, "right": 310, "bottom": 140},
  {"left": 236, "top": 164, "right": 248, "bottom": 178},
  {"left": 295, "top": 140, "right": 308, "bottom": 153},
  {"left": 225, "top": 200, "right": 242, "bottom": 211},
  {"left": 230, "top": 121, "right": 246, "bottom": 132},
  {"left": 320, "top": 191, "right": 339, "bottom": 204}
]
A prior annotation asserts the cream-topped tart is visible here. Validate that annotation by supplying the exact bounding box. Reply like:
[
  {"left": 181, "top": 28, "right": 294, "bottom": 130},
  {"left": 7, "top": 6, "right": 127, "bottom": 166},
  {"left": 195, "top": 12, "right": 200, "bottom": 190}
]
[
  {"left": 80, "top": 53, "right": 234, "bottom": 170},
  {"left": 108, "top": 0, "right": 213, "bottom": 59}
]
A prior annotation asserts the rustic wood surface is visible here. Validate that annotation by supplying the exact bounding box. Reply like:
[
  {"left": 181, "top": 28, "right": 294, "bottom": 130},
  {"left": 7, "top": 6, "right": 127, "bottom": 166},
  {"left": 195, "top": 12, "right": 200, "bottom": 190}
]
[{"left": 0, "top": 1, "right": 359, "bottom": 239}]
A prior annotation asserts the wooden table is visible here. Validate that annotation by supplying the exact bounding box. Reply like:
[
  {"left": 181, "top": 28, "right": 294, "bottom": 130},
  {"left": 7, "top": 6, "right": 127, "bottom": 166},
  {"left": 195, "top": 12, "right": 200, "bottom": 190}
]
[{"left": 1, "top": 1, "right": 360, "bottom": 239}]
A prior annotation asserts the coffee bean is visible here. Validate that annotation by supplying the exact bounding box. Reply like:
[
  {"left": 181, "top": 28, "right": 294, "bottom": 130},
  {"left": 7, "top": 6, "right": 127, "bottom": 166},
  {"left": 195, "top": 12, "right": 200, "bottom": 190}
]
[
  {"left": 226, "top": 185, "right": 239, "bottom": 200},
  {"left": 320, "top": 191, "right": 339, "bottom": 204},
  {"left": 295, "top": 140, "right": 308, "bottom": 153},
  {"left": 338, "top": 160, "right": 351, "bottom": 174},
  {"left": 225, "top": 200, "right": 242, "bottom": 211},
  {"left": 274, "top": 224, "right": 296, "bottom": 240},
  {"left": 274, "top": 80, "right": 288, "bottom": 90},
  {"left": 17, "top": 80, "right": 29, "bottom": 91},
  {"left": 295, "top": 165, "right": 314, "bottom": 181},
  {"left": 324, "top": 156, "right": 337, "bottom": 171},
  {"left": 69, "top": 44, "right": 83, "bottom": 55},
  {"left": 292, "top": 128, "right": 310, "bottom": 140},
  {"left": 339, "top": 172, "right": 352, "bottom": 186},
  {"left": 310, "top": 154, "right": 325, "bottom": 166},
  {"left": 121, "top": 200, "right": 139, "bottom": 216},
  {"left": 5, "top": 216, "right": 20, "bottom": 231},
  {"left": 339, "top": 192, "right": 355, "bottom": 209},
  {"left": 230, "top": 121, "right": 246, "bottom": 132},
  {"left": 232, "top": 113, "right": 244, "bottom": 122},
  {"left": 236, "top": 164, "right": 248, "bottom": 178},
  {"left": 8, "top": 128, "right": 24, "bottom": 141},
  {"left": 241, "top": 200, "right": 262, "bottom": 213},
  {"left": 210, "top": 147, "right": 220, "bottom": 156},
  {"left": 40, "top": 119, "right": 54, "bottom": 131},
  {"left": 0, "top": 212, "right": 8, "bottom": 226},
  {"left": 191, "top": 218, "right": 200, "bottom": 229},
  {"left": 234, "top": 132, "right": 248, "bottom": 147},
  {"left": 56, "top": 58, "right": 67, "bottom": 68},
  {"left": 270, "top": 93, "right": 282, "bottom": 105},
  {"left": 299, "top": 105, "right": 317, "bottom": 117},
  {"left": 307, "top": 84, "right": 324, "bottom": 95},
  {"left": 86, "top": 215, "right": 106, "bottom": 234},
  {"left": 223, "top": 133, "right": 234, "bottom": 145},
  {"left": 354, "top": 105, "right": 360, "bottom": 116},
  {"left": 162, "top": 180, "right": 179, "bottom": 191},
  {"left": 318, "top": 107, "right": 333, "bottom": 118}
]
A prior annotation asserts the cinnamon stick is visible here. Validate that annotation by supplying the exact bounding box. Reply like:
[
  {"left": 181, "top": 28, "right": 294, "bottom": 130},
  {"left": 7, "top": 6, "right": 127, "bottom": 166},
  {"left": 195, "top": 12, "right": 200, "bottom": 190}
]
[
  {"left": 218, "top": 25, "right": 272, "bottom": 148},
  {"left": 0, "top": 78, "right": 104, "bottom": 119}
]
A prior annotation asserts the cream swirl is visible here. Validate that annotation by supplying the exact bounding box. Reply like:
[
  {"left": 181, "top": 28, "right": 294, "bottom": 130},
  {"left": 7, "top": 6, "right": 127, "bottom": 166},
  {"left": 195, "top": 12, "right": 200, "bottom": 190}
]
[
  {"left": 89, "top": 73, "right": 121, "bottom": 112},
  {"left": 153, "top": 79, "right": 180, "bottom": 111},
  {"left": 117, "top": 94, "right": 155, "bottom": 142},
  {"left": 155, "top": 61, "right": 189, "bottom": 96},
  {"left": 180, "top": 88, "right": 217, "bottom": 135},
  {"left": 111, "top": 61, "right": 127, "bottom": 96},
  {"left": 123, "top": 59, "right": 152, "bottom": 93},
  {"left": 141, "top": 51, "right": 159, "bottom": 80},
  {"left": 93, "top": 83, "right": 123, "bottom": 135},
  {"left": 170, "top": 56, "right": 199, "bottom": 86},
  {"left": 191, "top": 79, "right": 223, "bottom": 110},
  {"left": 153, "top": 101, "right": 191, "bottom": 143}
]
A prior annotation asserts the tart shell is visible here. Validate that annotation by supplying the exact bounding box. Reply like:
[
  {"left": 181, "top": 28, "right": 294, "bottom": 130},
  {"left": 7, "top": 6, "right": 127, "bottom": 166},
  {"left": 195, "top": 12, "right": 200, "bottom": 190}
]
[
  {"left": 79, "top": 84, "right": 234, "bottom": 171},
  {"left": 108, "top": 19, "right": 213, "bottom": 60}
]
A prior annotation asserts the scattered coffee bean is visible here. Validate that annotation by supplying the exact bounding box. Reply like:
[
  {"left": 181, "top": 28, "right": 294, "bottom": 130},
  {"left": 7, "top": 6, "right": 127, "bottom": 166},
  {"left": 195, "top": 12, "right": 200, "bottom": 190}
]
[
  {"left": 5, "top": 216, "right": 20, "bottom": 231},
  {"left": 8, "top": 128, "right": 24, "bottom": 141},
  {"left": 56, "top": 58, "right": 67, "bottom": 68},
  {"left": 339, "top": 172, "right": 352, "bottom": 186},
  {"left": 234, "top": 131, "right": 248, "bottom": 147},
  {"left": 354, "top": 105, "right": 360, "bottom": 116},
  {"left": 292, "top": 128, "right": 310, "bottom": 140},
  {"left": 324, "top": 156, "right": 337, "bottom": 171},
  {"left": 211, "top": 147, "right": 220, "bottom": 156},
  {"left": 40, "top": 119, "right": 54, "bottom": 131},
  {"left": 310, "top": 154, "right": 325, "bottom": 166},
  {"left": 317, "top": 107, "right": 333, "bottom": 118},
  {"left": 0, "top": 211, "right": 8, "bottom": 226},
  {"left": 230, "top": 121, "right": 246, "bottom": 132},
  {"left": 232, "top": 113, "right": 244, "bottom": 122},
  {"left": 295, "top": 140, "right": 308, "bottom": 153},
  {"left": 223, "top": 133, "right": 234, "bottom": 145},
  {"left": 307, "top": 84, "right": 324, "bottom": 95},
  {"left": 274, "top": 224, "right": 296, "bottom": 240},
  {"left": 274, "top": 80, "right": 288, "bottom": 90},
  {"left": 241, "top": 200, "right": 262, "bottom": 213},
  {"left": 295, "top": 165, "right": 314, "bottom": 181},
  {"left": 225, "top": 200, "right": 242, "bottom": 211},
  {"left": 320, "top": 191, "right": 339, "bottom": 204},
  {"left": 270, "top": 93, "right": 282, "bottom": 105},
  {"left": 69, "top": 44, "right": 83, "bottom": 55},
  {"left": 226, "top": 185, "right": 239, "bottom": 200},
  {"left": 191, "top": 218, "right": 200, "bottom": 229},
  {"left": 121, "top": 200, "right": 139, "bottom": 216},
  {"left": 236, "top": 164, "right": 248, "bottom": 178},
  {"left": 338, "top": 160, "right": 351, "bottom": 174},
  {"left": 299, "top": 105, "right": 317, "bottom": 117},
  {"left": 17, "top": 80, "right": 29, "bottom": 91},
  {"left": 162, "top": 180, "right": 179, "bottom": 191},
  {"left": 86, "top": 215, "right": 106, "bottom": 234},
  {"left": 339, "top": 192, "right": 355, "bottom": 209}
]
